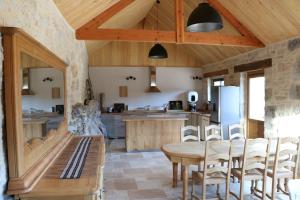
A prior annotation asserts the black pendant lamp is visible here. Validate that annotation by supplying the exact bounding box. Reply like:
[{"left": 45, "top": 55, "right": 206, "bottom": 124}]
[
  {"left": 148, "top": 43, "right": 168, "bottom": 59},
  {"left": 187, "top": 2, "right": 223, "bottom": 32},
  {"left": 148, "top": 0, "right": 168, "bottom": 59}
]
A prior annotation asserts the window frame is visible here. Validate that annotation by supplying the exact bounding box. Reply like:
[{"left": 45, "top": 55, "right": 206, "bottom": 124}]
[
  {"left": 212, "top": 78, "right": 224, "bottom": 87},
  {"left": 247, "top": 70, "right": 265, "bottom": 121}
]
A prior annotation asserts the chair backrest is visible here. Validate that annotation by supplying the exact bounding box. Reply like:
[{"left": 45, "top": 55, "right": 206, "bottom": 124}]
[
  {"left": 204, "top": 125, "right": 223, "bottom": 141},
  {"left": 181, "top": 125, "right": 200, "bottom": 142},
  {"left": 203, "top": 140, "right": 232, "bottom": 179},
  {"left": 273, "top": 137, "right": 300, "bottom": 179},
  {"left": 241, "top": 138, "right": 270, "bottom": 174},
  {"left": 229, "top": 124, "right": 246, "bottom": 140}
]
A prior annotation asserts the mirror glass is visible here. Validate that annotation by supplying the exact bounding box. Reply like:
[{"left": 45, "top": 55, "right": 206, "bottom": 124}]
[{"left": 21, "top": 52, "right": 65, "bottom": 144}]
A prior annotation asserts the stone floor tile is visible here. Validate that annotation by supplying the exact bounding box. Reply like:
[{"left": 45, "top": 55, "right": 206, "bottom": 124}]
[
  {"left": 105, "top": 178, "right": 138, "bottom": 190},
  {"left": 104, "top": 190, "right": 129, "bottom": 200},
  {"left": 128, "top": 189, "right": 167, "bottom": 199},
  {"left": 104, "top": 139, "right": 290, "bottom": 200}
]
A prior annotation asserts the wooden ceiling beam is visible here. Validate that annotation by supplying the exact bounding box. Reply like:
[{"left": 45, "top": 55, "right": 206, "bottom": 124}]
[
  {"left": 76, "top": 29, "right": 176, "bottom": 43},
  {"left": 207, "top": 0, "right": 264, "bottom": 46},
  {"left": 75, "top": 0, "right": 265, "bottom": 48},
  {"left": 175, "top": 0, "right": 185, "bottom": 43},
  {"left": 184, "top": 32, "right": 264, "bottom": 47},
  {"left": 77, "top": 0, "right": 135, "bottom": 32},
  {"left": 77, "top": 28, "right": 263, "bottom": 47}
]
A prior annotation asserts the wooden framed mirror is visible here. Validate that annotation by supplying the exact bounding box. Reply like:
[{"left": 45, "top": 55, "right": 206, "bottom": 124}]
[{"left": 1, "top": 27, "right": 71, "bottom": 194}]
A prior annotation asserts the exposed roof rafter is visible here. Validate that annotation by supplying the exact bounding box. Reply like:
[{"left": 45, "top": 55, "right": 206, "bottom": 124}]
[
  {"left": 207, "top": 0, "right": 264, "bottom": 46},
  {"left": 77, "top": 0, "right": 135, "bottom": 32},
  {"left": 75, "top": 0, "right": 265, "bottom": 48}
]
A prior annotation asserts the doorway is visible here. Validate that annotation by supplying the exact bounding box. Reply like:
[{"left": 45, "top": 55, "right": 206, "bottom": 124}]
[{"left": 247, "top": 71, "right": 265, "bottom": 138}]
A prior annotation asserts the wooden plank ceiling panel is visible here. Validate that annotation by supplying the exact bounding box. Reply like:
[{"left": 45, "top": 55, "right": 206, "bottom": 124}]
[
  {"left": 218, "top": 0, "right": 300, "bottom": 44},
  {"left": 53, "top": 0, "right": 121, "bottom": 29},
  {"left": 89, "top": 41, "right": 202, "bottom": 67},
  {"left": 54, "top": 0, "right": 300, "bottom": 67},
  {"left": 86, "top": 0, "right": 156, "bottom": 54}
]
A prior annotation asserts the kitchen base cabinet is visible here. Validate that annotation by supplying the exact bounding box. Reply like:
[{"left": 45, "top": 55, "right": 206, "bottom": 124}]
[
  {"left": 101, "top": 114, "right": 125, "bottom": 139},
  {"left": 124, "top": 117, "right": 186, "bottom": 152},
  {"left": 184, "top": 113, "right": 210, "bottom": 140}
]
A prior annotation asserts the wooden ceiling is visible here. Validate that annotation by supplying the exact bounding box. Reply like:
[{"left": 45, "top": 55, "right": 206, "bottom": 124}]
[{"left": 54, "top": 0, "right": 300, "bottom": 67}]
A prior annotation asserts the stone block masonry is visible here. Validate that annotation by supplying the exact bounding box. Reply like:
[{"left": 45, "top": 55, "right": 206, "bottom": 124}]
[
  {"left": 202, "top": 36, "right": 300, "bottom": 138},
  {"left": 0, "top": 1, "right": 89, "bottom": 199}
]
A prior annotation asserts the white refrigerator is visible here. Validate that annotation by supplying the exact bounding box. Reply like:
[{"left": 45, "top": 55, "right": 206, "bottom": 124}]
[{"left": 210, "top": 86, "right": 240, "bottom": 139}]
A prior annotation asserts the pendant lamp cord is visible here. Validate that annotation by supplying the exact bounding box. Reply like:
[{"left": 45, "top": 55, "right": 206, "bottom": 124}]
[{"left": 156, "top": 0, "right": 160, "bottom": 31}]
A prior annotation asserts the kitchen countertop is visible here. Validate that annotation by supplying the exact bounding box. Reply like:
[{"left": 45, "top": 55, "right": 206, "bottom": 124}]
[
  {"left": 103, "top": 110, "right": 211, "bottom": 117},
  {"left": 23, "top": 117, "right": 48, "bottom": 124},
  {"left": 123, "top": 114, "right": 188, "bottom": 121}
]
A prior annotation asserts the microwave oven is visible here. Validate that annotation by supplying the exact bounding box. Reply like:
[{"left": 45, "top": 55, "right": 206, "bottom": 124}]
[{"left": 168, "top": 101, "right": 183, "bottom": 110}]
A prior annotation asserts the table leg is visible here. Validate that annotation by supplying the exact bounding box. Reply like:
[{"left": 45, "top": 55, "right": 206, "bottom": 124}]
[
  {"left": 183, "top": 164, "right": 189, "bottom": 200},
  {"left": 172, "top": 162, "right": 178, "bottom": 187}
]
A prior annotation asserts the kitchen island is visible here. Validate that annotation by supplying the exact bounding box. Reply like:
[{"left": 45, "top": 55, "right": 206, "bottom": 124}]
[{"left": 123, "top": 114, "right": 187, "bottom": 152}]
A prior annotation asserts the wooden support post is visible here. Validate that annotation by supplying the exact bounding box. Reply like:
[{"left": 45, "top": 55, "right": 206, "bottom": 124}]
[{"left": 175, "top": 0, "right": 185, "bottom": 43}]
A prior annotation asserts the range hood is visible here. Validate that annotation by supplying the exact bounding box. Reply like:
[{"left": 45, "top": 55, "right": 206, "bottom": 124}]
[{"left": 146, "top": 67, "right": 161, "bottom": 93}]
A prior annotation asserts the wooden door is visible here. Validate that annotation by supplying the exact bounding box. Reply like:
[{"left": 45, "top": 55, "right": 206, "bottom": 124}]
[{"left": 247, "top": 71, "right": 265, "bottom": 138}]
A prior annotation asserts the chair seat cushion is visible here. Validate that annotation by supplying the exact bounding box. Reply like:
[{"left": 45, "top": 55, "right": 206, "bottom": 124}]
[
  {"left": 192, "top": 171, "right": 227, "bottom": 184},
  {"left": 267, "top": 168, "right": 293, "bottom": 178},
  {"left": 232, "top": 168, "right": 264, "bottom": 180}
]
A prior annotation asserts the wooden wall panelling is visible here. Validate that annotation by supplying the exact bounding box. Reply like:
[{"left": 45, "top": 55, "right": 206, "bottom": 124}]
[{"left": 89, "top": 41, "right": 202, "bottom": 67}]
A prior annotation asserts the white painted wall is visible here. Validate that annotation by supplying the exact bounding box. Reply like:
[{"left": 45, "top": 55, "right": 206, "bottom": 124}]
[
  {"left": 22, "top": 68, "right": 64, "bottom": 112},
  {"left": 89, "top": 67, "right": 203, "bottom": 110}
]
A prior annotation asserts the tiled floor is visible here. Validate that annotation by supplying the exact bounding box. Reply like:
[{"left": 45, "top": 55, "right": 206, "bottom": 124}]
[{"left": 103, "top": 139, "right": 289, "bottom": 200}]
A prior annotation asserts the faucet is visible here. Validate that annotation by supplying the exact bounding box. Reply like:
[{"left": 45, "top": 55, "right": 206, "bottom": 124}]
[{"left": 144, "top": 105, "right": 151, "bottom": 111}]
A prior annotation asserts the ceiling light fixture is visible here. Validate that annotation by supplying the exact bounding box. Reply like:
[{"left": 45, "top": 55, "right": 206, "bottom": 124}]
[
  {"left": 187, "top": 2, "right": 223, "bottom": 32},
  {"left": 148, "top": 0, "right": 168, "bottom": 59}
]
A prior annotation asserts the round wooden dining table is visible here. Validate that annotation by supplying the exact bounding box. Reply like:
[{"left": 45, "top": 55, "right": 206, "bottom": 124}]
[{"left": 161, "top": 141, "right": 245, "bottom": 200}]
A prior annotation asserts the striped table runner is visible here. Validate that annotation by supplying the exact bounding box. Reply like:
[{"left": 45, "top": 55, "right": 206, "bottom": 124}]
[{"left": 60, "top": 137, "right": 92, "bottom": 179}]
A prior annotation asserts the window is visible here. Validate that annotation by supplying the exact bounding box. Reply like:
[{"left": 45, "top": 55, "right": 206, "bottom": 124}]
[
  {"left": 248, "top": 76, "right": 265, "bottom": 121},
  {"left": 207, "top": 78, "right": 211, "bottom": 102},
  {"left": 212, "top": 78, "right": 224, "bottom": 87}
]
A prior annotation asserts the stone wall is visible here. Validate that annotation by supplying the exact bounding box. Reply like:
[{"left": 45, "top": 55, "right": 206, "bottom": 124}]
[
  {"left": 0, "top": 0, "right": 88, "bottom": 199},
  {"left": 202, "top": 36, "right": 300, "bottom": 138}
]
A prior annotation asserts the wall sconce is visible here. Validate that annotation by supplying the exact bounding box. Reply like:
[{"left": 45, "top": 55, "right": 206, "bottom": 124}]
[
  {"left": 52, "top": 87, "right": 60, "bottom": 99},
  {"left": 192, "top": 76, "right": 202, "bottom": 80},
  {"left": 126, "top": 76, "right": 136, "bottom": 80},
  {"left": 43, "top": 77, "right": 53, "bottom": 82}
]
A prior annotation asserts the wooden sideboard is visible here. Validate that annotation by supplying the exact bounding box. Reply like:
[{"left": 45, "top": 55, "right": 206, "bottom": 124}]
[
  {"left": 17, "top": 135, "right": 105, "bottom": 200},
  {"left": 1, "top": 27, "right": 106, "bottom": 200}
]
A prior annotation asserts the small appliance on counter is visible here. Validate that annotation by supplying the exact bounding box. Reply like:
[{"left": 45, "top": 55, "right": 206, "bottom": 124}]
[
  {"left": 113, "top": 103, "right": 125, "bottom": 113},
  {"left": 168, "top": 101, "right": 183, "bottom": 111},
  {"left": 187, "top": 91, "right": 198, "bottom": 112},
  {"left": 55, "top": 105, "right": 64, "bottom": 114}
]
